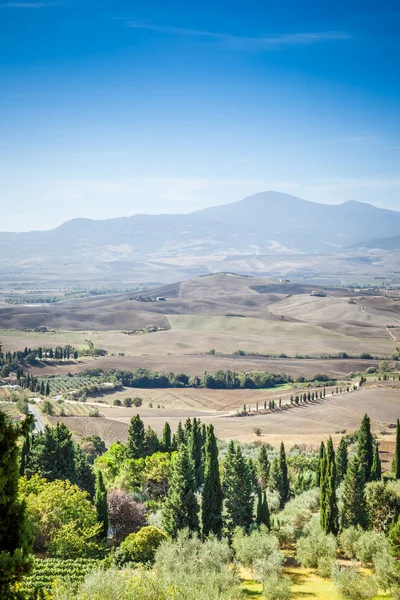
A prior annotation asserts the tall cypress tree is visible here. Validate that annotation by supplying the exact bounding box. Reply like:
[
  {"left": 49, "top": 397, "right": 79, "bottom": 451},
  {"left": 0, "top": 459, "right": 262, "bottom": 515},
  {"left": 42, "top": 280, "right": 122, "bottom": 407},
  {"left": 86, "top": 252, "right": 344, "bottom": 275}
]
[
  {"left": 258, "top": 444, "right": 270, "bottom": 490},
  {"left": 189, "top": 418, "right": 203, "bottom": 487},
  {"left": 247, "top": 456, "right": 258, "bottom": 492},
  {"left": 184, "top": 417, "right": 192, "bottom": 440},
  {"left": 336, "top": 437, "right": 348, "bottom": 484},
  {"left": 176, "top": 421, "right": 185, "bottom": 447},
  {"left": 162, "top": 444, "right": 199, "bottom": 538},
  {"left": 19, "top": 433, "right": 30, "bottom": 477},
  {"left": 126, "top": 414, "right": 145, "bottom": 459},
  {"left": 256, "top": 486, "right": 270, "bottom": 528},
  {"left": 0, "top": 412, "right": 33, "bottom": 598},
  {"left": 75, "top": 445, "right": 95, "bottom": 498},
  {"left": 94, "top": 470, "right": 108, "bottom": 540},
  {"left": 320, "top": 437, "right": 338, "bottom": 535},
  {"left": 393, "top": 419, "right": 400, "bottom": 479},
  {"left": 371, "top": 444, "right": 382, "bottom": 481},
  {"left": 162, "top": 422, "right": 172, "bottom": 452},
  {"left": 357, "top": 413, "right": 374, "bottom": 482},
  {"left": 223, "top": 442, "right": 254, "bottom": 533},
  {"left": 315, "top": 441, "right": 326, "bottom": 486},
  {"left": 341, "top": 455, "right": 368, "bottom": 529},
  {"left": 279, "top": 442, "right": 290, "bottom": 507},
  {"left": 26, "top": 423, "right": 76, "bottom": 482},
  {"left": 201, "top": 424, "right": 223, "bottom": 537}
]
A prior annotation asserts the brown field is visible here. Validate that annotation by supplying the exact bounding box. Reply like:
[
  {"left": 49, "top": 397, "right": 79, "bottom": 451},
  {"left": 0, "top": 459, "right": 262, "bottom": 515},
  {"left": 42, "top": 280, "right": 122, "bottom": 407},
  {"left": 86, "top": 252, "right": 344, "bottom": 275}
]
[
  {"left": 26, "top": 354, "right": 379, "bottom": 379},
  {"left": 49, "top": 382, "right": 400, "bottom": 451},
  {"left": 0, "top": 275, "right": 398, "bottom": 362}
]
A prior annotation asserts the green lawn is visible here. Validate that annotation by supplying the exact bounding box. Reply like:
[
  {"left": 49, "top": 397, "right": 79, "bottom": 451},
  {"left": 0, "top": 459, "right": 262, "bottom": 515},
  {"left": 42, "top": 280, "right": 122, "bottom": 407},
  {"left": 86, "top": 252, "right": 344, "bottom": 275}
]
[{"left": 240, "top": 566, "right": 392, "bottom": 599}]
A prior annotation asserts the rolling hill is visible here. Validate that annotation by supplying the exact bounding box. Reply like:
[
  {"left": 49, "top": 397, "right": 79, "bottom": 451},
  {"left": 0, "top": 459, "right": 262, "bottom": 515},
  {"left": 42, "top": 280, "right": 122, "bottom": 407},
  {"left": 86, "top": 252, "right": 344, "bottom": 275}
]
[{"left": 1, "top": 191, "right": 399, "bottom": 285}]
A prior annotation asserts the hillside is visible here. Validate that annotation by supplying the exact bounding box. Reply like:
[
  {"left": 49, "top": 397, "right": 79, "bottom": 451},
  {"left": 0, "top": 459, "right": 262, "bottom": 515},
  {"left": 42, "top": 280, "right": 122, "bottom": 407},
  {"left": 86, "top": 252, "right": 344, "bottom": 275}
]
[{"left": 1, "top": 192, "right": 400, "bottom": 285}]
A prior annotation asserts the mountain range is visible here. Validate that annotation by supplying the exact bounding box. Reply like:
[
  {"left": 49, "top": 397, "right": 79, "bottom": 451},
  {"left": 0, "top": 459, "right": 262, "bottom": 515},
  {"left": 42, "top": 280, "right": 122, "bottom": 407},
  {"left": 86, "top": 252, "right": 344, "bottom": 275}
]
[{"left": 1, "top": 191, "right": 399, "bottom": 286}]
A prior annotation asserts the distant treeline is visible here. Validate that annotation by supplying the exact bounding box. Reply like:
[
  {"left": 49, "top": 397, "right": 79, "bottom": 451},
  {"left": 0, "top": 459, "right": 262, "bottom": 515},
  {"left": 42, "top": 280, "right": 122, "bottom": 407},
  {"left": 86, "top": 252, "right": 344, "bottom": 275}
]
[
  {"left": 0, "top": 346, "right": 79, "bottom": 377},
  {"left": 5, "top": 297, "right": 60, "bottom": 305},
  {"left": 81, "top": 367, "right": 336, "bottom": 390}
]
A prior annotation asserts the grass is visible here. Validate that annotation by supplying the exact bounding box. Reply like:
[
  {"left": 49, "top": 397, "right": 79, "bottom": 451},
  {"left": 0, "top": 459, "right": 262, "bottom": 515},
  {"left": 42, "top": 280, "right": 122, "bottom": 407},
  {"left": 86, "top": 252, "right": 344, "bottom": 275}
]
[{"left": 240, "top": 566, "right": 393, "bottom": 599}]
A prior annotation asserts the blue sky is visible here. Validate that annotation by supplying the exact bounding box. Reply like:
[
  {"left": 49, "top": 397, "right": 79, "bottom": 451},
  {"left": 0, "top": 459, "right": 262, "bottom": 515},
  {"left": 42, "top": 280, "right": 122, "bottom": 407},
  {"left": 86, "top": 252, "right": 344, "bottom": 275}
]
[{"left": 0, "top": 0, "right": 399, "bottom": 230}]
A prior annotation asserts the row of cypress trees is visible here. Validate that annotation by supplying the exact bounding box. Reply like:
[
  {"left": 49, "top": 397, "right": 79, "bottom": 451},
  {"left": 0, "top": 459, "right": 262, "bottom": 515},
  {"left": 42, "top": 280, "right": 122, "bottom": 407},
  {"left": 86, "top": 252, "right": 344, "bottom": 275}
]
[
  {"left": 160, "top": 422, "right": 291, "bottom": 538},
  {"left": 319, "top": 413, "right": 386, "bottom": 535}
]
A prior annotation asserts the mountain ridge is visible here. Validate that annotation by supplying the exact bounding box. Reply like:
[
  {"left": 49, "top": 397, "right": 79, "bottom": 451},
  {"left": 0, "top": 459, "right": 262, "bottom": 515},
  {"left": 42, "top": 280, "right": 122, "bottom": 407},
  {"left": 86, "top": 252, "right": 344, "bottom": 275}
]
[{"left": 0, "top": 191, "right": 399, "bottom": 285}]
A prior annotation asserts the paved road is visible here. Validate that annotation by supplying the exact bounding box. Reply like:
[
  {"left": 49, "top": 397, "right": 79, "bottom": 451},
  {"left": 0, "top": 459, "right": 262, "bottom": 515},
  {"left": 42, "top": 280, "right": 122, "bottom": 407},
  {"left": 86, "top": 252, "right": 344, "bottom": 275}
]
[{"left": 28, "top": 404, "right": 46, "bottom": 433}]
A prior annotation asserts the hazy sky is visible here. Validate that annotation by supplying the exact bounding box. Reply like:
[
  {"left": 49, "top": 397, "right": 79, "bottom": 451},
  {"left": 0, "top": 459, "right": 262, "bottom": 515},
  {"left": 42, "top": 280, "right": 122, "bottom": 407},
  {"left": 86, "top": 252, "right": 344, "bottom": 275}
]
[{"left": 0, "top": 0, "right": 399, "bottom": 231}]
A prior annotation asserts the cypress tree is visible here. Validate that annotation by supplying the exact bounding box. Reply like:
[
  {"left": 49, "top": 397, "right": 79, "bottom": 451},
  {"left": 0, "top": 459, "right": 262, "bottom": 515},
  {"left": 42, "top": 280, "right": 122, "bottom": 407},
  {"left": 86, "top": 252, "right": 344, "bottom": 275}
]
[
  {"left": 315, "top": 441, "right": 326, "bottom": 486},
  {"left": 26, "top": 423, "right": 76, "bottom": 482},
  {"left": 94, "top": 470, "right": 108, "bottom": 540},
  {"left": 256, "top": 486, "right": 270, "bottom": 528},
  {"left": 176, "top": 421, "right": 185, "bottom": 447},
  {"left": 371, "top": 444, "right": 382, "bottom": 481},
  {"left": 184, "top": 417, "right": 192, "bottom": 440},
  {"left": 258, "top": 444, "right": 270, "bottom": 490},
  {"left": 127, "top": 414, "right": 145, "bottom": 459},
  {"left": 189, "top": 418, "right": 203, "bottom": 487},
  {"left": 247, "top": 456, "right": 258, "bottom": 492},
  {"left": 162, "top": 444, "right": 199, "bottom": 538},
  {"left": 19, "top": 433, "right": 30, "bottom": 477},
  {"left": 320, "top": 437, "right": 338, "bottom": 535},
  {"left": 223, "top": 442, "right": 254, "bottom": 533},
  {"left": 357, "top": 413, "right": 374, "bottom": 481},
  {"left": 336, "top": 437, "right": 348, "bottom": 484},
  {"left": 261, "top": 490, "right": 271, "bottom": 528},
  {"left": 0, "top": 413, "right": 33, "bottom": 598},
  {"left": 45, "top": 382, "right": 50, "bottom": 396},
  {"left": 144, "top": 426, "right": 160, "bottom": 455},
  {"left": 75, "top": 445, "right": 95, "bottom": 498},
  {"left": 393, "top": 418, "right": 400, "bottom": 479},
  {"left": 341, "top": 455, "right": 368, "bottom": 529},
  {"left": 201, "top": 424, "right": 223, "bottom": 537},
  {"left": 162, "top": 421, "right": 172, "bottom": 452},
  {"left": 279, "top": 442, "right": 290, "bottom": 507}
]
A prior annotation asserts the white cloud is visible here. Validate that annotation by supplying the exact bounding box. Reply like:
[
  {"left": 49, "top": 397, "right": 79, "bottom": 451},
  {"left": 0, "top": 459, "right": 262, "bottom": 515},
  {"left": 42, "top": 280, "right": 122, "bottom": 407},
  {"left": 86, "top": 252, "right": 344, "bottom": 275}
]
[{"left": 126, "top": 21, "right": 350, "bottom": 48}]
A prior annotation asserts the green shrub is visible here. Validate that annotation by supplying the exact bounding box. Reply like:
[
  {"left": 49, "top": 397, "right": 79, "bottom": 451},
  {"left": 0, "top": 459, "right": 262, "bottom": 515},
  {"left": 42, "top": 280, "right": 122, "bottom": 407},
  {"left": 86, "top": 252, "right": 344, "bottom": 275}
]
[
  {"left": 353, "top": 530, "right": 389, "bottom": 565},
  {"left": 339, "top": 527, "right": 362, "bottom": 559},
  {"left": 332, "top": 565, "right": 377, "bottom": 600},
  {"left": 295, "top": 517, "right": 336, "bottom": 577},
  {"left": 262, "top": 574, "right": 292, "bottom": 600},
  {"left": 232, "top": 527, "right": 281, "bottom": 569},
  {"left": 116, "top": 526, "right": 167, "bottom": 566}
]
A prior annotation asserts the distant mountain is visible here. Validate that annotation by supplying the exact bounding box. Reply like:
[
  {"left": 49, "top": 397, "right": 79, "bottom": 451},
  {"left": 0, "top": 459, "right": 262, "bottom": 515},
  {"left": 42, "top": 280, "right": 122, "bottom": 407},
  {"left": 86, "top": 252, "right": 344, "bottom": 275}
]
[
  {"left": 0, "top": 192, "right": 399, "bottom": 285},
  {"left": 350, "top": 235, "right": 400, "bottom": 251}
]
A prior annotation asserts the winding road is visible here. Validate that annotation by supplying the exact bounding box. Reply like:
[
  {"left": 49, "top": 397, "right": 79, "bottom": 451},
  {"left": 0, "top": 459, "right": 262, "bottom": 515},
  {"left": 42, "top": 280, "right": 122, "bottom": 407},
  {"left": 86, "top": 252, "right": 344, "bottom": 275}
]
[{"left": 28, "top": 404, "right": 46, "bottom": 433}]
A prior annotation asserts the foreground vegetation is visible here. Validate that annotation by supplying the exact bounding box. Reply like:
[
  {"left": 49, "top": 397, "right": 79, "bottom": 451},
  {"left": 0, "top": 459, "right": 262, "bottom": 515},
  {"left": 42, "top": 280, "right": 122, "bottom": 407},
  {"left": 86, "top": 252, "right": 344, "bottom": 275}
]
[{"left": 3, "top": 392, "right": 400, "bottom": 598}]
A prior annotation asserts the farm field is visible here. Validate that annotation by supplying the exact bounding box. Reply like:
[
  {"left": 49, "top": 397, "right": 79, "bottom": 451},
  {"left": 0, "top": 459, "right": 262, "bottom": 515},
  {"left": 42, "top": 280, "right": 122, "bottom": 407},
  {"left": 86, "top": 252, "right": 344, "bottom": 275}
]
[
  {"left": 0, "top": 274, "right": 398, "bottom": 362},
  {"left": 26, "top": 354, "right": 380, "bottom": 379},
  {"left": 49, "top": 382, "right": 400, "bottom": 451}
]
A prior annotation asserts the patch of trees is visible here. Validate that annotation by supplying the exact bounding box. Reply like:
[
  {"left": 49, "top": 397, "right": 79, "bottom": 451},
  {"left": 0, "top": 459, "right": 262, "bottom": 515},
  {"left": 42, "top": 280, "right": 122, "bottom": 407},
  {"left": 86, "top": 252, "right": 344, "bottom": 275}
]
[
  {"left": 0, "top": 345, "right": 79, "bottom": 377},
  {"left": 84, "top": 367, "right": 293, "bottom": 389}
]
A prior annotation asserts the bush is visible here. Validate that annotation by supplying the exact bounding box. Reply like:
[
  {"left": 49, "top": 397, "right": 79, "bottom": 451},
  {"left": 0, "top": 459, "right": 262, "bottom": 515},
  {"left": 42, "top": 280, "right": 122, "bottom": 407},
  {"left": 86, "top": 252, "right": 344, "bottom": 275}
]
[
  {"left": 232, "top": 527, "right": 282, "bottom": 569},
  {"left": 123, "top": 397, "right": 133, "bottom": 407},
  {"left": 41, "top": 399, "right": 55, "bottom": 415},
  {"left": 296, "top": 517, "right": 336, "bottom": 577},
  {"left": 262, "top": 573, "right": 292, "bottom": 600},
  {"left": 116, "top": 526, "right": 167, "bottom": 566},
  {"left": 339, "top": 527, "right": 362, "bottom": 559},
  {"left": 52, "top": 567, "right": 243, "bottom": 600},
  {"left": 113, "top": 399, "right": 122, "bottom": 406},
  {"left": 273, "top": 489, "right": 319, "bottom": 547},
  {"left": 333, "top": 565, "right": 378, "bottom": 600},
  {"left": 152, "top": 530, "right": 240, "bottom": 599},
  {"left": 354, "top": 530, "right": 389, "bottom": 565}
]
